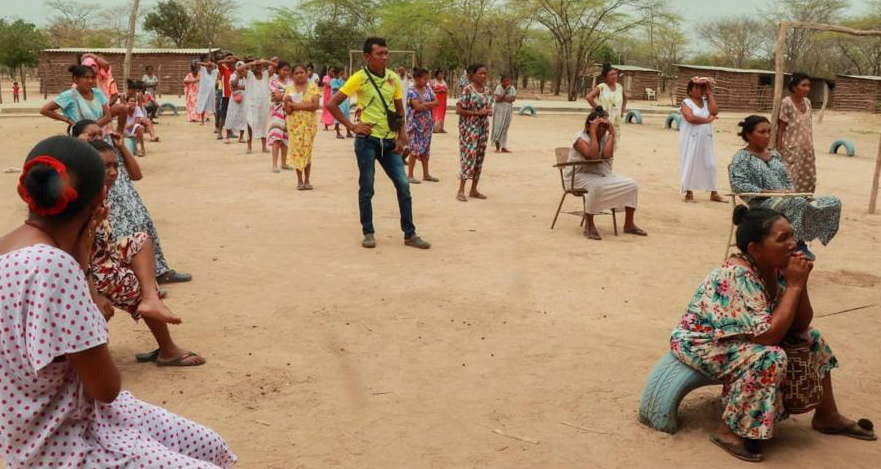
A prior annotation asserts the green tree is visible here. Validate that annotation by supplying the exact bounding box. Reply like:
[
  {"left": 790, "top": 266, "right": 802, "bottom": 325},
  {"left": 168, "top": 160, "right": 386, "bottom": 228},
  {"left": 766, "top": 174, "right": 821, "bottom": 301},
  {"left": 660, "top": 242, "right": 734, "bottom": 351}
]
[
  {"left": 376, "top": 0, "right": 438, "bottom": 66},
  {"left": 240, "top": 8, "right": 307, "bottom": 60},
  {"left": 144, "top": 0, "right": 194, "bottom": 47},
  {"left": 697, "top": 16, "right": 770, "bottom": 69},
  {"left": 185, "top": 0, "right": 237, "bottom": 47},
  {"left": 0, "top": 19, "right": 47, "bottom": 101}
]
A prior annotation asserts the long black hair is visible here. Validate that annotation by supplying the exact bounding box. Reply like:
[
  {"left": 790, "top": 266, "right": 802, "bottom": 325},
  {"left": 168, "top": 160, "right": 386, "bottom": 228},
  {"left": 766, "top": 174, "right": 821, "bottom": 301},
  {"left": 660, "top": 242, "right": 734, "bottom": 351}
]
[
  {"left": 737, "top": 115, "right": 770, "bottom": 142},
  {"left": 788, "top": 72, "right": 810, "bottom": 92},
  {"left": 69, "top": 119, "right": 99, "bottom": 138},
  {"left": 68, "top": 64, "right": 94, "bottom": 79},
  {"left": 19, "top": 136, "right": 105, "bottom": 221}
]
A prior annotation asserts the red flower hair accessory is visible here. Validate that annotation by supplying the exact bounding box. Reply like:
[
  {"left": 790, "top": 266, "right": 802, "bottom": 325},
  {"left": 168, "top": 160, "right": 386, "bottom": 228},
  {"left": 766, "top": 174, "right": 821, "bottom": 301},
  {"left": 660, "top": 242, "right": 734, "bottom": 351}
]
[{"left": 17, "top": 155, "right": 79, "bottom": 216}]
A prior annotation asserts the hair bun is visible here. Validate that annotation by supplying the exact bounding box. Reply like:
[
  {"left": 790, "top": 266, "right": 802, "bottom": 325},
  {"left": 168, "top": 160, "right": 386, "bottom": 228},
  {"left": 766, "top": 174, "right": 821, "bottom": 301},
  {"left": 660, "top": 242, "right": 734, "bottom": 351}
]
[
  {"left": 594, "top": 105, "right": 605, "bottom": 113},
  {"left": 24, "top": 165, "right": 65, "bottom": 211},
  {"left": 732, "top": 204, "right": 749, "bottom": 225}
]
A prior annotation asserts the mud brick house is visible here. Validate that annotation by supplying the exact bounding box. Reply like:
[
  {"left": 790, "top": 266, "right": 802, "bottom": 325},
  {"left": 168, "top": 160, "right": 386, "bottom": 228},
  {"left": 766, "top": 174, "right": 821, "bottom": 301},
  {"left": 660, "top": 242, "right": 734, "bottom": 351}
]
[{"left": 589, "top": 64, "right": 662, "bottom": 100}]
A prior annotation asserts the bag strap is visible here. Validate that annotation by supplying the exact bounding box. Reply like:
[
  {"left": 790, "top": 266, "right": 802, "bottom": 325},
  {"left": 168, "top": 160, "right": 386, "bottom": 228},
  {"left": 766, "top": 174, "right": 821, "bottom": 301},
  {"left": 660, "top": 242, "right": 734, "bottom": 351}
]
[{"left": 364, "top": 67, "right": 393, "bottom": 113}]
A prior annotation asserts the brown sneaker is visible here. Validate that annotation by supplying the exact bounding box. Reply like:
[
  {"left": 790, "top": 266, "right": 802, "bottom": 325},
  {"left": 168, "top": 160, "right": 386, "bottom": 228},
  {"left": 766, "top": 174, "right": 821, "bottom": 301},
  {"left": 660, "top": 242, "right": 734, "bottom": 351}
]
[{"left": 404, "top": 235, "right": 431, "bottom": 249}]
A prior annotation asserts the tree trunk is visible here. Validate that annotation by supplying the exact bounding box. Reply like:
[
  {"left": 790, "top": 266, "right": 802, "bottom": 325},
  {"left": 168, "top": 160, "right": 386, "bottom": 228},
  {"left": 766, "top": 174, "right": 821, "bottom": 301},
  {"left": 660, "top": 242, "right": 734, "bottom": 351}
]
[
  {"left": 553, "top": 58, "right": 563, "bottom": 96},
  {"left": 123, "top": 0, "right": 141, "bottom": 86},
  {"left": 20, "top": 66, "right": 27, "bottom": 101},
  {"left": 0, "top": 73, "right": 3, "bottom": 104}
]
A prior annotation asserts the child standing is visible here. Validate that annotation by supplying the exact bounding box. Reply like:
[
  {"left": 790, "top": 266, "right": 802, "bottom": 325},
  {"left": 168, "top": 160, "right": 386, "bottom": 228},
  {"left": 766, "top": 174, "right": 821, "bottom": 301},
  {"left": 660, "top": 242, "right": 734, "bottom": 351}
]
[
  {"left": 12, "top": 81, "right": 20, "bottom": 103},
  {"left": 331, "top": 68, "right": 353, "bottom": 139}
]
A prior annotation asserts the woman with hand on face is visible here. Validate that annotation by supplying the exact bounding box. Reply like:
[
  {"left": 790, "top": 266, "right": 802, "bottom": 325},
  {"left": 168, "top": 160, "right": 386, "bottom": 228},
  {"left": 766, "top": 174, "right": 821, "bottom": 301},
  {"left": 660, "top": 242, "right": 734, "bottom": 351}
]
[
  {"left": 406, "top": 67, "right": 439, "bottom": 183},
  {"left": 0, "top": 136, "right": 234, "bottom": 468},
  {"left": 777, "top": 73, "right": 817, "bottom": 193},
  {"left": 671, "top": 205, "right": 874, "bottom": 463},
  {"left": 456, "top": 63, "right": 493, "bottom": 202},
  {"left": 729, "top": 115, "right": 840, "bottom": 261},
  {"left": 491, "top": 74, "right": 517, "bottom": 153},
  {"left": 564, "top": 106, "right": 645, "bottom": 240},
  {"left": 680, "top": 77, "right": 725, "bottom": 203}
]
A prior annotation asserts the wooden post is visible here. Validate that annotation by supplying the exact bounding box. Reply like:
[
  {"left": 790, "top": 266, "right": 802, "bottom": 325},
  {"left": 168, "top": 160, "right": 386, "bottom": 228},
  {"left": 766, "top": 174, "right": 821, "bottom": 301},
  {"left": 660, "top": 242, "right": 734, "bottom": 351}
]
[
  {"left": 870, "top": 132, "right": 881, "bottom": 214},
  {"left": 123, "top": 0, "right": 140, "bottom": 88},
  {"left": 770, "top": 22, "right": 788, "bottom": 149},
  {"left": 818, "top": 80, "right": 829, "bottom": 124}
]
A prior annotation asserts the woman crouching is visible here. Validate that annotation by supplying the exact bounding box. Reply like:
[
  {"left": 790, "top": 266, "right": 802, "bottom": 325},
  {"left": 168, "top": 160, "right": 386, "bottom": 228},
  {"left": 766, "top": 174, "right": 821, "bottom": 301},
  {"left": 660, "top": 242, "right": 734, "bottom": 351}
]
[{"left": 670, "top": 205, "right": 875, "bottom": 462}]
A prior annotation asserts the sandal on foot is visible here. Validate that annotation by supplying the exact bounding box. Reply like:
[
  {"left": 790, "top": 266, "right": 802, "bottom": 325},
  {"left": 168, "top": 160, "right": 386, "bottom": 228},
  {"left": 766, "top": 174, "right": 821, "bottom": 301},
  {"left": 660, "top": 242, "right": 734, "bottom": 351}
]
[
  {"left": 281, "top": 164, "right": 294, "bottom": 171},
  {"left": 710, "top": 194, "right": 727, "bottom": 203},
  {"left": 272, "top": 168, "right": 281, "bottom": 173},
  {"left": 709, "top": 435, "right": 763, "bottom": 463},
  {"left": 408, "top": 177, "right": 421, "bottom": 184},
  {"left": 456, "top": 194, "right": 468, "bottom": 202},
  {"left": 157, "top": 351, "right": 206, "bottom": 367},
  {"left": 135, "top": 349, "right": 160, "bottom": 363},
  {"left": 297, "top": 183, "right": 305, "bottom": 190},
  {"left": 424, "top": 176, "right": 439, "bottom": 182},
  {"left": 624, "top": 227, "right": 648, "bottom": 236},
  {"left": 157, "top": 270, "right": 192, "bottom": 284},
  {"left": 817, "top": 419, "right": 877, "bottom": 441},
  {"left": 584, "top": 230, "right": 602, "bottom": 241},
  {"left": 469, "top": 192, "right": 487, "bottom": 199},
  {"left": 684, "top": 193, "right": 694, "bottom": 203},
  {"left": 304, "top": 184, "right": 314, "bottom": 190}
]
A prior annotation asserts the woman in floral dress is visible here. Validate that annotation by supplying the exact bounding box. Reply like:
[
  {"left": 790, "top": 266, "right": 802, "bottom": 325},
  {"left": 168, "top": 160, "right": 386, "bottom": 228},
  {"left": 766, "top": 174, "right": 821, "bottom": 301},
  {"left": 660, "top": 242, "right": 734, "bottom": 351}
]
[
  {"left": 776, "top": 73, "right": 817, "bottom": 193},
  {"left": 406, "top": 68, "right": 438, "bottom": 183},
  {"left": 670, "top": 204, "right": 874, "bottom": 462},
  {"left": 729, "top": 115, "right": 840, "bottom": 261},
  {"left": 268, "top": 62, "right": 294, "bottom": 172},
  {"left": 184, "top": 64, "right": 201, "bottom": 122},
  {"left": 0, "top": 136, "right": 235, "bottom": 468},
  {"left": 455, "top": 63, "right": 492, "bottom": 202},
  {"left": 285, "top": 64, "right": 322, "bottom": 190}
]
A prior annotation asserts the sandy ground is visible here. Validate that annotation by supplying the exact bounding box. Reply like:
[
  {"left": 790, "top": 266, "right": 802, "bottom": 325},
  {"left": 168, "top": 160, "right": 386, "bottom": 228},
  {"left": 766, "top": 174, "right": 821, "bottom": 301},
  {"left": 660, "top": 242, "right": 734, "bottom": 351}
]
[{"left": 0, "top": 109, "right": 880, "bottom": 469}]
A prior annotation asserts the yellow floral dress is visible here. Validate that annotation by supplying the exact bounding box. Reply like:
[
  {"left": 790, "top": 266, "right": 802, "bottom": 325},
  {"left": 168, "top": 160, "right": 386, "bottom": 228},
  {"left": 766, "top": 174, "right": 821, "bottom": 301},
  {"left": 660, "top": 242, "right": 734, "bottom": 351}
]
[{"left": 285, "top": 81, "right": 321, "bottom": 170}]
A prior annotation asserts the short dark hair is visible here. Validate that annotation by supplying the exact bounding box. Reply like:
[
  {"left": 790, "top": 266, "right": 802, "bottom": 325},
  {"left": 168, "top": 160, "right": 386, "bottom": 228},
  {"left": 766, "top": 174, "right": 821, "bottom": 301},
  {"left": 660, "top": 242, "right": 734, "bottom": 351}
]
[
  {"left": 413, "top": 68, "right": 429, "bottom": 79},
  {"left": 70, "top": 119, "right": 99, "bottom": 137},
  {"left": 467, "top": 63, "right": 487, "bottom": 75},
  {"left": 68, "top": 65, "right": 94, "bottom": 79},
  {"left": 737, "top": 115, "right": 770, "bottom": 142},
  {"left": 21, "top": 136, "right": 105, "bottom": 221},
  {"left": 788, "top": 72, "right": 810, "bottom": 92},
  {"left": 277, "top": 61, "right": 291, "bottom": 72},
  {"left": 433, "top": 68, "right": 444, "bottom": 79},
  {"left": 363, "top": 37, "right": 388, "bottom": 54},
  {"left": 733, "top": 206, "right": 788, "bottom": 253},
  {"left": 600, "top": 63, "right": 617, "bottom": 79}
]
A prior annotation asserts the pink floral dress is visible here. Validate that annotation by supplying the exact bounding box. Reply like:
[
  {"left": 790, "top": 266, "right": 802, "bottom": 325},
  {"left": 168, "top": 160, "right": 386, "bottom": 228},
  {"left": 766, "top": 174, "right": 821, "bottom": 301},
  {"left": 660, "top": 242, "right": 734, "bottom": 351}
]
[
  {"left": 670, "top": 261, "right": 837, "bottom": 440},
  {"left": 0, "top": 245, "right": 236, "bottom": 468}
]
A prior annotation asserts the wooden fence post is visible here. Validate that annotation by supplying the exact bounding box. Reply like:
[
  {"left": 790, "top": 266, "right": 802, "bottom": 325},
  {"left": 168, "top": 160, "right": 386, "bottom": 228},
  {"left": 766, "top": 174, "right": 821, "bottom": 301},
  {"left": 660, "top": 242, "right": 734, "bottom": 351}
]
[{"left": 770, "top": 22, "right": 788, "bottom": 149}]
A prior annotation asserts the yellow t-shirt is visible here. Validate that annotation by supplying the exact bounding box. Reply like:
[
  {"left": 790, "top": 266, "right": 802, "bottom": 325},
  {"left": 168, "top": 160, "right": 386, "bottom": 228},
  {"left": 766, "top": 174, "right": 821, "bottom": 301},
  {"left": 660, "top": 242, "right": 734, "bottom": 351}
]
[{"left": 339, "top": 68, "right": 403, "bottom": 139}]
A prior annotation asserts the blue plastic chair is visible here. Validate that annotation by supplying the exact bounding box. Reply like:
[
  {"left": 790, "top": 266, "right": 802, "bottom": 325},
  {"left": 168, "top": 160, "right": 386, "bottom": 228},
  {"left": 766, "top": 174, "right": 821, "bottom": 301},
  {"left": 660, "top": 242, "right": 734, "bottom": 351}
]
[
  {"left": 625, "top": 110, "right": 643, "bottom": 125},
  {"left": 829, "top": 139, "right": 856, "bottom": 157},
  {"left": 638, "top": 352, "right": 721, "bottom": 434}
]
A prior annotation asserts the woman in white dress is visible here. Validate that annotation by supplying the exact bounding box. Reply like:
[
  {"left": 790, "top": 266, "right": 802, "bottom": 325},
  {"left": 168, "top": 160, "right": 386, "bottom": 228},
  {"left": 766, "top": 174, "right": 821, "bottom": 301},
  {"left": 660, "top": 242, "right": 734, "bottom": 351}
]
[
  {"left": 565, "top": 106, "right": 647, "bottom": 240},
  {"left": 238, "top": 59, "right": 271, "bottom": 153},
  {"left": 223, "top": 61, "right": 248, "bottom": 145},
  {"left": 195, "top": 61, "right": 219, "bottom": 125},
  {"left": 679, "top": 77, "right": 725, "bottom": 203},
  {"left": 586, "top": 64, "right": 626, "bottom": 145}
]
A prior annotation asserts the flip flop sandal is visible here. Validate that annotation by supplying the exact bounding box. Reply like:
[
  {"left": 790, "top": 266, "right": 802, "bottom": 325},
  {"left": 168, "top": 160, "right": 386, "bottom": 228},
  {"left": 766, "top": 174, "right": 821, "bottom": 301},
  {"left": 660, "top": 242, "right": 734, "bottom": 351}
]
[
  {"left": 304, "top": 184, "right": 314, "bottom": 190},
  {"left": 818, "top": 419, "right": 877, "bottom": 441},
  {"left": 157, "top": 270, "right": 192, "bottom": 284},
  {"left": 424, "top": 176, "right": 439, "bottom": 182},
  {"left": 296, "top": 183, "right": 305, "bottom": 190},
  {"left": 281, "top": 165, "right": 294, "bottom": 171},
  {"left": 709, "top": 435, "right": 763, "bottom": 463},
  {"left": 156, "top": 351, "right": 206, "bottom": 367},
  {"left": 135, "top": 349, "right": 160, "bottom": 363},
  {"left": 624, "top": 228, "right": 648, "bottom": 236},
  {"left": 456, "top": 195, "right": 468, "bottom": 202},
  {"left": 710, "top": 195, "right": 727, "bottom": 203},
  {"left": 408, "top": 178, "right": 421, "bottom": 184},
  {"left": 469, "top": 193, "right": 487, "bottom": 199},
  {"left": 272, "top": 168, "right": 281, "bottom": 173},
  {"left": 584, "top": 231, "right": 602, "bottom": 240}
]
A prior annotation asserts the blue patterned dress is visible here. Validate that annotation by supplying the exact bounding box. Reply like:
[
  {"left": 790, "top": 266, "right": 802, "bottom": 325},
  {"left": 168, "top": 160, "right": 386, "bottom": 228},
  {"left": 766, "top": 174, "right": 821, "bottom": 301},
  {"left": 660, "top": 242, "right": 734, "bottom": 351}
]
[{"left": 406, "top": 86, "right": 435, "bottom": 157}]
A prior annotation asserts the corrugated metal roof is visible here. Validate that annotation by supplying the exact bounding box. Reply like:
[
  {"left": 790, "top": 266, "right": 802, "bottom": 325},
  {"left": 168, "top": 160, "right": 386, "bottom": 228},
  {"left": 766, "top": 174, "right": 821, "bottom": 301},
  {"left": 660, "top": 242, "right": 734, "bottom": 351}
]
[
  {"left": 838, "top": 74, "right": 881, "bottom": 82},
  {"left": 44, "top": 48, "right": 219, "bottom": 55},
  {"left": 611, "top": 64, "right": 661, "bottom": 73},
  {"left": 675, "top": 64, "right": 777, "bottom": 75}
]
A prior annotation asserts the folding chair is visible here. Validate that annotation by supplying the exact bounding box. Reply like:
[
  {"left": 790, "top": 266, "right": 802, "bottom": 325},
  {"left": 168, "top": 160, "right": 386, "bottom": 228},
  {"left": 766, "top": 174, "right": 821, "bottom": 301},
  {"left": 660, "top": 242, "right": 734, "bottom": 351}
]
[{"left": 551, "top": 147, "right": 618, "bottom": 234}]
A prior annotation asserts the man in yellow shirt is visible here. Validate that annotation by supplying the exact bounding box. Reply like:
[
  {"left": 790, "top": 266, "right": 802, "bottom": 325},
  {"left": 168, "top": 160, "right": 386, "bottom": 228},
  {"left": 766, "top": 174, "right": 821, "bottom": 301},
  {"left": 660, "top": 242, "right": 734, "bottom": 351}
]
[{"left": 327, "top": 37, "right": 431, "bottom": 250}]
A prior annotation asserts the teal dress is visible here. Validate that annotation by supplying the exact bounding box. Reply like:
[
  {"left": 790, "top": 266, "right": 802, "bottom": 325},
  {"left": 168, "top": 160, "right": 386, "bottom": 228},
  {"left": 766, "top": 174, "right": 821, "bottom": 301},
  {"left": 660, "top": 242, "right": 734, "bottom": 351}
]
[
  {"left": 53, "top": 88, "right": 108, "bottom": 123},
  {"left": 330, "top": 77, "right": 349, "bottom": 124},
  {"left": 670, "top": 261, "right": 837, "bottom": 440}
]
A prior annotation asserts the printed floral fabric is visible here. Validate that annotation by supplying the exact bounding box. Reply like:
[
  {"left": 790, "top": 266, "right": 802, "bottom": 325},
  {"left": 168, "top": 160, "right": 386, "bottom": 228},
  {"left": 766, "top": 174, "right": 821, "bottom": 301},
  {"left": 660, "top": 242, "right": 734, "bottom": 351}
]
[
  {"left": 729, "top": 149, "right": 841, "bottom": 245},
  {"left": 778, "top": 96, "right": 816, "bottom": 192},
  {"left": 670, "top": 261, "right": 837, "bottom": 439},
  {"left": 90, "top": 219, "right": 151, "bottom": 316},
  {"left": 457, "top": 83, "right": 492, "bottom": 180},
  {"left": 285, "top": 81, "right": 321, "bottom": 170},
  {"left": 406, "top": 86, "right": 435, "bottom": 157}
]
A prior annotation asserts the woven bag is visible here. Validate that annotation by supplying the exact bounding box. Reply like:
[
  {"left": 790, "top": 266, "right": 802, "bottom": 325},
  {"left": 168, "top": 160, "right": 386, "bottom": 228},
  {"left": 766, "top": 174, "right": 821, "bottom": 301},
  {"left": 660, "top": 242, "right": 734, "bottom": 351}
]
[{"left": 781, "top": 337, "right": 824, "bottom": 414}]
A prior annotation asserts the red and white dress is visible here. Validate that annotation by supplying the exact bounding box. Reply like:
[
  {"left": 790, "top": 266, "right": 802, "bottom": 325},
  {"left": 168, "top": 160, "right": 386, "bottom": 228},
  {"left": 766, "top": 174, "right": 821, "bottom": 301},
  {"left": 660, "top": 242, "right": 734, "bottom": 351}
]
[{"left": 0, "top": 245, "right": 236, "bottom": 468}]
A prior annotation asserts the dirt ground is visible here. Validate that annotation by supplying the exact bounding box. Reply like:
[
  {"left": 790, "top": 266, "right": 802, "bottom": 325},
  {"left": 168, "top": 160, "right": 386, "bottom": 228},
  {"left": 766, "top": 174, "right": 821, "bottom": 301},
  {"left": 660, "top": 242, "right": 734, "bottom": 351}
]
[{"left": 1, "top": 109, "right": 880, "bottom": 469}]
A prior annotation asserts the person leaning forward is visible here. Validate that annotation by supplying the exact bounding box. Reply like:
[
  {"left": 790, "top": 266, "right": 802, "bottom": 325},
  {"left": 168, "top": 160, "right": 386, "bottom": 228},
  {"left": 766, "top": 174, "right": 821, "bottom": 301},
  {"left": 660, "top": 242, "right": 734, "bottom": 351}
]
[{"left": 327, "top": 37, "right": 431, "bottom": 250}]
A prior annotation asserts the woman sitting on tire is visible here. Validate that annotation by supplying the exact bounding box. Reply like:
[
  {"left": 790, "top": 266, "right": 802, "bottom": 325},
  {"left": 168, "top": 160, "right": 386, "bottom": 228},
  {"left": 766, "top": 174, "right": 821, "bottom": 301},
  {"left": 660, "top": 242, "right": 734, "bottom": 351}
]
[{"left": 669, "top": 205, "right": 875, "bottom": 463}]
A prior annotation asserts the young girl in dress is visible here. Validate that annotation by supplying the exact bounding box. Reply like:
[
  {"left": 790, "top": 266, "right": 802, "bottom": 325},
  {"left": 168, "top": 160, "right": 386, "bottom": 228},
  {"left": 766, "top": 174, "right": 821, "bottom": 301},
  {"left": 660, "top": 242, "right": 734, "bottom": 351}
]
[
  {"left": 0, "top": 136, "right": 234, "bottom": 468},
  {"left": 123, "top": 94, "right": 148, "bottom": 156},
  {"left": 268, "top": 62, "right": 294, "bottom": 172}
]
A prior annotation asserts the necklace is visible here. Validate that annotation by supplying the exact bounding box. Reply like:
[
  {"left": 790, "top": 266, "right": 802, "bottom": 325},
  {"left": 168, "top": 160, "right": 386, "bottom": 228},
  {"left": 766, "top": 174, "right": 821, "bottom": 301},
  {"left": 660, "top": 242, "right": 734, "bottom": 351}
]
[{"left": 24, "top": 220, "right": 61, "bottom": 248}]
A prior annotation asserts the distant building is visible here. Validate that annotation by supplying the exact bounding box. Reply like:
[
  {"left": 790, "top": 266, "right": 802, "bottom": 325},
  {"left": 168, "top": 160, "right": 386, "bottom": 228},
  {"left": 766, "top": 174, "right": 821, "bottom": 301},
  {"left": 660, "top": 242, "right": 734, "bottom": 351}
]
[
  {"left": 830, "top": 75, "right": 881, "bottom": 113},
  {"left": 39, "top": 48, "right": 220, "bottom": 96},
  {"left": 588, "top": 64, "right": 662, "bottom": 100}
]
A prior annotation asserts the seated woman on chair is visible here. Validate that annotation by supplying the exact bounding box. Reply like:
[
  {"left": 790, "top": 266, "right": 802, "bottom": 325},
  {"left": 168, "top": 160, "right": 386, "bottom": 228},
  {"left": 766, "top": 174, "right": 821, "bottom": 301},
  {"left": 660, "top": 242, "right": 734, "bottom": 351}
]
[
  {"left": 729, "top": 115, "right": 840, "bottom": 260},
  {"left": 670, "top": 205, "right": 874, "bottom": 463},
  {"left": 564, "top": 106, "right": 646, "bottom": 240}
]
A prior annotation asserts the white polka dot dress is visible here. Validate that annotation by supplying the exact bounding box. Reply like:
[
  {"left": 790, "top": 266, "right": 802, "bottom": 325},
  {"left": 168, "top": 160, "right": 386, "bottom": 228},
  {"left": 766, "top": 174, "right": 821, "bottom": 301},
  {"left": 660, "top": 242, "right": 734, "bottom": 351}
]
[{"left": 0, "top": 245, "right": 236, "bottom": 468}]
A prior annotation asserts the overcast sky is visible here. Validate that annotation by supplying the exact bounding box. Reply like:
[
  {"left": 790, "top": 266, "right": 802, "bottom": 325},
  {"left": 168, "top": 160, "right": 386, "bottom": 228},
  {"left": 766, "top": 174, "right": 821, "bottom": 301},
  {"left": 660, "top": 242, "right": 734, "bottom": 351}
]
[{"left": 3, "top": 0, "right": 873, "bottom": 28}]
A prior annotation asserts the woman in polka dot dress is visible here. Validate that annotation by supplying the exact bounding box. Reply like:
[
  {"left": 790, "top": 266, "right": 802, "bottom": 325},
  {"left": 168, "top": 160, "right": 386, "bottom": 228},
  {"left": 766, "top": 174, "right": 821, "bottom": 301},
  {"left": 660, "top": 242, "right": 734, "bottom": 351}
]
[{"left": 0, "top": 136, "right": 236, "bottom": 468}]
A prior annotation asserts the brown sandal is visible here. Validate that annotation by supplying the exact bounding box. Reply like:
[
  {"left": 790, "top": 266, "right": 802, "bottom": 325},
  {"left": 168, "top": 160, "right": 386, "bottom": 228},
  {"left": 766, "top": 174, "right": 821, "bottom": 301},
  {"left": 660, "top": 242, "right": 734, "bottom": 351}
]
[{"left": 709, "top": 434, "right": 763, "bottom": 463}]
